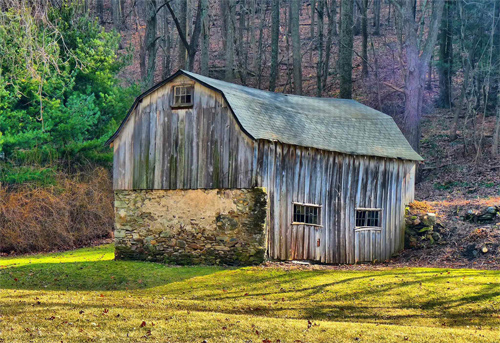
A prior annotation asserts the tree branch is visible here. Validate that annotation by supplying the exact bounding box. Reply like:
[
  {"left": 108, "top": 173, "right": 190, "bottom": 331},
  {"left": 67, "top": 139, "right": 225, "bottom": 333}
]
[{"left": 165, "top": 1, "right": 190, "bottom": 52}]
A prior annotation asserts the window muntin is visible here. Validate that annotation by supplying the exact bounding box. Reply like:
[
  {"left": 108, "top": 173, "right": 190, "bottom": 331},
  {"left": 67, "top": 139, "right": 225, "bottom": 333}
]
[
  {"left": 293, "top": 203, "right": 321, "bottom": 225},
  {"left": 172, "top": 85, "right": 193, "bottom": 107},
  {"left": 355, "top": 209, "right": 381, "bottom": 227}
]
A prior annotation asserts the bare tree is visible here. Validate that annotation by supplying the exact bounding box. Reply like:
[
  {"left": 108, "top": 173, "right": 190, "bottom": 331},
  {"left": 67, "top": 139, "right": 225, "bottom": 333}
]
[
  {"left": 200, "top": 0, "right": 209, "bottom": 76},
  {"left": 361, "top": 0, "right": 368, "bottom": 78},
  {"left": 394, "top": 0, "right": 445, "bottom": 151},
  {"left": 437, "top": 0, "right": 453, "bottom": 108},
  {"left": 290, "top": 0, "right": 302, "bottom": 94},
  {"left": 339, "top": 0, "right": 354, "bottom": 98},
  {"left": 224, "top": 0, "right": 235, "bottom": 80},
  {"left": 373, "top": 0, "right": 381, "bottom": 35},
  {"left": 269, "top": 0, "right": 280, "bottom": 91},
  {"left": 166, "top": 0, "right": 205, "bottom": 72}
]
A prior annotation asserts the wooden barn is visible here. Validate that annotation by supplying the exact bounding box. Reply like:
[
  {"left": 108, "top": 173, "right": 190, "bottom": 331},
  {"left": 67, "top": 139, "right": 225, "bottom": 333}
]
[{"left": 108, "top": 70, "right": 422, "bottom": 265}]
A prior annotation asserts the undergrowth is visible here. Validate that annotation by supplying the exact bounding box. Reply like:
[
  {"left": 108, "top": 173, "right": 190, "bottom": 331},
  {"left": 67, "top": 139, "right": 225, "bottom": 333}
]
[{"left": 0, "top": 168, "right": 113, "bottom": 254}]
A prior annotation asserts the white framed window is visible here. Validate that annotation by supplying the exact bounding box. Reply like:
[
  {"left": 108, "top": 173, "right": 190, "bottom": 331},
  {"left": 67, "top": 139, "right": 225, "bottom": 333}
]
[
  {"left": 355, "top": 208, "right": 382, "bottom": 228},
  {"left": 292, "top": 202, "right": 321, "bottom": 226},
  {"left": 172, "top": 85, "right": 194, "bottom": 107}
]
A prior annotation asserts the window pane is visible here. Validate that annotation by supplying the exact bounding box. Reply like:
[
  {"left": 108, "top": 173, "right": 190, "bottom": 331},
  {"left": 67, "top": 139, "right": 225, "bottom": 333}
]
[
  {"left": 172, "top": 86, "right": 193, "bottom": 106},
  {"left": 293, "top": 204, "right": 320, "bottom": 225},
  {"left": 356, "top": 210, "right": 380, "bottom": 227}
]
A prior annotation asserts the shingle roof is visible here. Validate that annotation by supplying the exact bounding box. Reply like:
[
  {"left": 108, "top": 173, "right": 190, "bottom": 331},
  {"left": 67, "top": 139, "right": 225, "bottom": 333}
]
[
  {"left": 109, "top": 70, "right": 422, "bottom": 161},
  {"left": 182, "top": 70, "right": 422, "bottom": 161}
]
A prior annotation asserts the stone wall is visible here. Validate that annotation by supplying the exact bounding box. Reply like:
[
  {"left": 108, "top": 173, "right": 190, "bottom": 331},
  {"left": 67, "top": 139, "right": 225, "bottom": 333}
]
[{"left": 114, "top": 188, "right": 267, "bottom": 265}]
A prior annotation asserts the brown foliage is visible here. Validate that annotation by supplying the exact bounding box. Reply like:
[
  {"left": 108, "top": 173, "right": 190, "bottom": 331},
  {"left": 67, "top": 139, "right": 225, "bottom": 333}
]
[{"left": 0, "top": 168, "right": 114, "bottom": 254}]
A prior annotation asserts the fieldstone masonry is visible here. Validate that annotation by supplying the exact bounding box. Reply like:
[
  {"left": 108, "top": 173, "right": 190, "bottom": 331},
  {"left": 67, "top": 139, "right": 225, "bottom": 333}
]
[{"left": 114, "top": 188, "right": 267, "bottom": 265}]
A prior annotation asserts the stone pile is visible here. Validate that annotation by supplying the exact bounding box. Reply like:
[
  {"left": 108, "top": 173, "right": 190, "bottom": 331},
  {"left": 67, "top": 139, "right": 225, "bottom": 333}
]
[{"left": 405, "top": 211, "right": 444, "bottom": 249}]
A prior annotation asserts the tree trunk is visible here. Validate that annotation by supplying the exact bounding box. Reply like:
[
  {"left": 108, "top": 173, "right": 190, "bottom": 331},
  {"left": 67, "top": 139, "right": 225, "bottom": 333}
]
[
  {"left": 237, "top": 0, "right": 247, "bottom": 84},
  {"left": 96, "top": 0, "right": 104, "bottom": 24},
  {"left": 225, "top": 0, "right": 235, "bottom": 80},
  {"left": 322, "top": 0, "right": 336, "bottom": 93},
  {"left": 400, "top": 0, "right": 445, "bottom": 152},
  {"left": 145, "top": 0, "right": 158, "bottom": 88},
  {"left": 310, "top": 0, "right": 316, "bottom": 64},
  {"left": 316, "top": 0, "right": 324, "bottom": 96},
  {"left": 269, "top": 0, "right": 280, "bottom": 91},
  {"left": 353, "top": 0, "right": 361, "bottom": 35},
  {"left": 256, "top": 1, "right": 266, "bottom": 88},
  {"left": 339, "top": 0, "right": 354, "bottom": 99},
  {"left": 200, "top": 0, "right": 210, "bottom": 76},
  {"left": 438, "top": 0, "right": 453, "bottom": 108},
  {"left": 177, "top": 0, "right": 187, "bottom": 69},
  {"left": 162, "top": 5, "right": 171, "bottom": 79},
  {"left": 373, "top": 0, "right": 380, "bottom": 35},
  {"left": 289, "top": 0, "right": 302, "bottom": 94},
  {"left": 112, "top": 0, "right": 122, "bottom": 29},
  {"left": 361, "top": 0, "right": 368, "bottom": 78},
  {"left": 487, "top": 0, "right": 500, "bottom": 114}
]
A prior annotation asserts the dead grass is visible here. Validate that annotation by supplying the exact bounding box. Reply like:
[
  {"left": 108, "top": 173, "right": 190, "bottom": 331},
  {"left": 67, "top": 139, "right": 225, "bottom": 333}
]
[{"left": 0, "top": 168, "right": 114, "bottom": 254}]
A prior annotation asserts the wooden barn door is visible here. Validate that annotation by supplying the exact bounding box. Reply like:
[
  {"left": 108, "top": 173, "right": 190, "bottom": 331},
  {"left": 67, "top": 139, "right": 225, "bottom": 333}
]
[{"left": 354, "top": 229, "right": 382, "bottom": 262}]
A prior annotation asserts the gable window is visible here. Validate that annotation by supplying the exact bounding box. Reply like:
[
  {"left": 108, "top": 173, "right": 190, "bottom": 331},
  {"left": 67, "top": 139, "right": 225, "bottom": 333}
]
[
  {"left": 355, "top": 209, "right": 381, "bottom": 227},
  {"left": 172, "top": 85, "right": 194, "bottom": 107},
  {"left": 293, "top": 203, "right": 321, "bottom": 226}
]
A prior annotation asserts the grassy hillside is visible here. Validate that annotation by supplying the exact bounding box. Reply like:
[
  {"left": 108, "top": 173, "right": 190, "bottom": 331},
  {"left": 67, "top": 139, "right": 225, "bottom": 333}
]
[{"left": 0, "top": 245, "right": 498, "bottom": 342}]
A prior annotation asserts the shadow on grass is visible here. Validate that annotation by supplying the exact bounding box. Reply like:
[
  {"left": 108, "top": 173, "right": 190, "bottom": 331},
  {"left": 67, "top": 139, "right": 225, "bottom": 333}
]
[{"left": 0, "top": 260, "right": 223, "bottom": 291}]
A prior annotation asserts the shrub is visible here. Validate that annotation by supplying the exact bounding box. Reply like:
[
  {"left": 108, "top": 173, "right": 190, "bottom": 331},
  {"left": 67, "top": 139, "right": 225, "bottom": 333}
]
[{"left": 0, "top": 168, "right": 113, "bottom": 254}]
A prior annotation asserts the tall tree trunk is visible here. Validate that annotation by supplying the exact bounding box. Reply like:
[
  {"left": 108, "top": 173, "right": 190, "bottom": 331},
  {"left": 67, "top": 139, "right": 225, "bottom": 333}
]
[
  {"left": 310, "top": 0, "right": 316, "bottom": 64},
  {"left": 373, "top": 0, "right": 381, "bottom": 35},
  {"left": 237, "top": 0, "right": 247, "bottom": 84},
  {"left": 177, "top": 0, "right": 187, "bottom": 69},
  {"left": 361, "top": 0, "right": 368, "bottom": 78},
  {"left": 256, "top": 1, "right": 266, "bottom": 88},
  {"left": 290, "top": 0, "right": 302, "bottom": 94},
  {"left": 200, "top": 0, "right": 210, "bottom": 76},
  {"left": 96, "top": 0, "right": 104, "bottom": 23},
  {"left": 145, "top": 0, "right": 158, "bottom": 88},
  {"left": 269, "top": 0, "right": 280, "bottom": 91},
  {"left": 400, "top": 0, "right": 445, "bottom": 152},
  {"left": 112, "top": 0, "right": 122, "bottom": 29},
  {"left": 322, "top": 0, "right": 336, "bottom": 93},
  {"left": 438, "top": 0, "right": 453, "bottom": 108},
  {"left": 487, "top": 0, "right": 500, "bottom": 115},
  {"left": 316, "top": 0, "right": 324, "bottom": 96},
  {"left": 162, "top": 5, "right": 171, "bottom": 79},
  {"left": 330, "top": 0, "right": 337, "bottom": 36},
  {"left": 339, "top": 0, "right": 354, "bottom": 99},
  {"left": 225, "top": 0, "right": 235, "bottom": 80},
  {"left": 220, "top": 0, "right": 228, "bottom": 51},
  {"left": 353, "top": 0, "right": 361, "bottom": 35}
]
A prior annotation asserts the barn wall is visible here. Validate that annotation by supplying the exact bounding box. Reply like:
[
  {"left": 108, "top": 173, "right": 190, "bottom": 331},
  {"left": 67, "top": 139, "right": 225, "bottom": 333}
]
[
  {"left": 113, "top": 75, "right": 255, "bottom": 190},
  {"left": 258, "top": 141, "right": 416, "bottom": 264},
  {"left": 114, "top": 188, "right": 267, "bottom": 265}
]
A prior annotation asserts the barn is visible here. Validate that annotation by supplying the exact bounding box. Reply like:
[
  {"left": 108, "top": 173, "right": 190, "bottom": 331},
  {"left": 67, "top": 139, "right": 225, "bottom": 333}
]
[{"left": 108, "top": 70, "right": 422, "bottom": 265}]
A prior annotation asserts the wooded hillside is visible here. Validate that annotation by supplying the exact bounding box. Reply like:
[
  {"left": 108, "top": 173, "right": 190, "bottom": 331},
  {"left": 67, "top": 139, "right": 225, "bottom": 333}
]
[{"left": 0, "top": 0, "right": 498, "bottom": 258}]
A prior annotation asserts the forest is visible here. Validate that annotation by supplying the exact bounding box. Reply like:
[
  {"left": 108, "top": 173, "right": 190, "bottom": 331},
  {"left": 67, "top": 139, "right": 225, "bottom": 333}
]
[{"left": 0, "top": 0, "right": 499, "bottom": 259}]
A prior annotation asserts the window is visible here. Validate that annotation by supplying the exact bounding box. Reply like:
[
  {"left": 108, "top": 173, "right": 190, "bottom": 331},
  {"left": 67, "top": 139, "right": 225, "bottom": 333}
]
[
  {"left": 293, "top": 203, "right": 321, "bottom": 225},
  {"left": 355, "top": 209, "right": 381, "bottom": 227},
  {"left": 172, "top": 85, "right": 194, "bottom": 107}
]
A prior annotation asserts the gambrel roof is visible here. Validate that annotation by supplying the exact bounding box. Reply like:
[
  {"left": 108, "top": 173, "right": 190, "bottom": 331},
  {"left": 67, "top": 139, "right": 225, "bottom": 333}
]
[{"left": 108, "top": 70, "right": 422, "bottom": 161}]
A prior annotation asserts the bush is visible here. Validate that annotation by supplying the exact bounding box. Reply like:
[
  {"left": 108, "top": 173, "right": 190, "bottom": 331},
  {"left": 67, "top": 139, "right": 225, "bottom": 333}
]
[{"left": 0, "top": 168, "right": 114, "bottom": 254}]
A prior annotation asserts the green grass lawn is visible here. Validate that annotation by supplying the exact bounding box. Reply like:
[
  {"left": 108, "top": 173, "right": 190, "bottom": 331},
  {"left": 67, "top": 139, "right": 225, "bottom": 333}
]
[{"left": 0, "top": 245, "right": 499, "bottom": 342}]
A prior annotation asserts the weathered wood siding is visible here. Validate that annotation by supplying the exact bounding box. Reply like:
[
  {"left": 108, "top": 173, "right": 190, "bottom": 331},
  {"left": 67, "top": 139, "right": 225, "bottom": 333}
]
[
  {"left": 258, "top": 141, "right": 416, "bottom": 264},
  {"left": 113, "top": 75, "right": 255, "bottom": 190},
  {"left": 112, "top": 76, "right": 417, "bottom": 264}
]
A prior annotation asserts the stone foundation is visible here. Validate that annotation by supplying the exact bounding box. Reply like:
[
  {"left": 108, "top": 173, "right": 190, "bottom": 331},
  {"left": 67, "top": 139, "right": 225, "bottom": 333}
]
[{"left": 114, "top": 188, "right": 267, "bottom": 265}]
